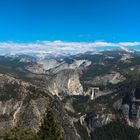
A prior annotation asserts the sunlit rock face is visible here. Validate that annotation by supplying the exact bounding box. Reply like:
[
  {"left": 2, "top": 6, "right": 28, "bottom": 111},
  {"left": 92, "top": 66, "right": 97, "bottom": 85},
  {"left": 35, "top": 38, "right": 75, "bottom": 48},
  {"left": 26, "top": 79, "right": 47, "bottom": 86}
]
[
  {"left": 48, "top": 69, "right": 83, "bottom": 97},
  {"left": 25, "top": 58, "right": 91, "bottom": 75}
]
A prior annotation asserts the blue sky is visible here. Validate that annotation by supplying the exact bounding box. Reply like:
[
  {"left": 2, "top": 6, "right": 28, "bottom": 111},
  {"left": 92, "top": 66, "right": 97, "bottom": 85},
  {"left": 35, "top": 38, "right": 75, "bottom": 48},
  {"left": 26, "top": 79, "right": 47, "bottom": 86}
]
[
  {"left": 0, "top": 0, "right": 139, "bottom": 42},
  {"left": 0, "top": 0, "right": 140, "bottom": 55}
]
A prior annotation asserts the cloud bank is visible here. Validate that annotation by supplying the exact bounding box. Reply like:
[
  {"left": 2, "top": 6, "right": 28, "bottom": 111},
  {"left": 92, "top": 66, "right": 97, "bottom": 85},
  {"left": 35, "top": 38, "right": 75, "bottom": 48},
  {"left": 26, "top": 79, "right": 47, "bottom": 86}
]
[{"left": 0, "top": 40, "right": 139, "bottom": 55}]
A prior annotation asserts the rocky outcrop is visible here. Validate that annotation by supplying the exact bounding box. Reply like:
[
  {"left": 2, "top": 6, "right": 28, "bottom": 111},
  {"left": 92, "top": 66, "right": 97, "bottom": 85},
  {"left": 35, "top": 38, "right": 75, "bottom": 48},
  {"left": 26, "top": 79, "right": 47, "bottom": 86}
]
[
  {"left": 0, "top": 74, "right": 49, "bottom": 130},
  {"left": 48, "top": 69, "right": 83, "bottom": 97},
  {"left": 79, "top": 112, "right": 115, "bottom": 137},
  {"left": 115, "top": 87, "right": 140, "bottom": 128},
  {"left": 26, "top": 63, "right": 46, "bottom": 74},
  {"left": 88, "top": 71, "right": 126, "bottom": 85},
  {"left": 0, "top": 73, "right": 81, "bottom": 140},
  {"left": 25, "top": 58, "right": 91, "bottom": 75},
  {"left": 46, "top": 59, "right": 91, "bottom": 74}
]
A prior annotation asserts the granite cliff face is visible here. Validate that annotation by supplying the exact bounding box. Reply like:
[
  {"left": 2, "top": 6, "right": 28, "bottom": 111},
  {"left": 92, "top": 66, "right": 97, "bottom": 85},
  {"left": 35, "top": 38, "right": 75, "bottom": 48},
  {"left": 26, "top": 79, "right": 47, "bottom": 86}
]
[
  {"left": 79, "top": 112, "right": 115, "bottom": 137},
  {"left": 48, "top": 69, "right": 83, "bottom": 97},
  {"left": 25, "top": 58, "right": 91, "bottom": 75}
]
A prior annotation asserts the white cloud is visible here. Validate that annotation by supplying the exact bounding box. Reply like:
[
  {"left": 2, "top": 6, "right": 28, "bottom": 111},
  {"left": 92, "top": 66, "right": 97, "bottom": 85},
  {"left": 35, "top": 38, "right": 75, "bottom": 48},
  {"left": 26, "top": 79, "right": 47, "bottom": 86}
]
[
  {"left": 0, "top": 40, "right": 139, "bottom": 55},
  {"left": 118, "top": 42, "right": 140, "bottom": 46}
]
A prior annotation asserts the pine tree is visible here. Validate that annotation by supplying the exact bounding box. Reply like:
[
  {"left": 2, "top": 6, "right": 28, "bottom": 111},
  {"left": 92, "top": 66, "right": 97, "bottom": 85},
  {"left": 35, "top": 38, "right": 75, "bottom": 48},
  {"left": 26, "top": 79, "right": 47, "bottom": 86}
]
[{"left": 39, "top": 107, "right": 63, "bottom": 140}]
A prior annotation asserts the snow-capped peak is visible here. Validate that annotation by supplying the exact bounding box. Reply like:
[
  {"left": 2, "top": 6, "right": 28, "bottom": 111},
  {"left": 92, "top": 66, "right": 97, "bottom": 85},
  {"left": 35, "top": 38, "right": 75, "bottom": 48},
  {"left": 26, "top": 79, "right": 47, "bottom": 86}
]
[{"left": 119, "top": 46, "right": 134, "bottom": 53}]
